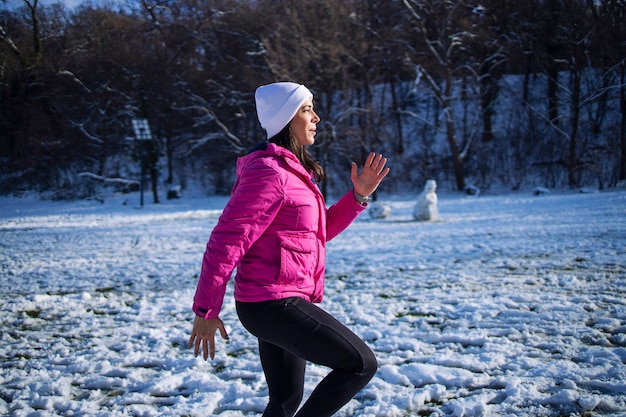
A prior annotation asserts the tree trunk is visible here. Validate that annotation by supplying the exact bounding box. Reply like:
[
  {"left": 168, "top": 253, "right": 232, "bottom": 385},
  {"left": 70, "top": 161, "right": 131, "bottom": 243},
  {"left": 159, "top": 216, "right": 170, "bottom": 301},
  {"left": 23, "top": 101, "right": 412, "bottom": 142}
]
[
  {"left": 165, "top": 135, "right": 174, "bottom": 184},
  {"left": 443, "top": 76, "right": 465, "bottom": 191},
  {"left": 150, "top": 166, "right": 160, "bottom": 204},
  {"left": 548, "top": 64, "right": 559, "bottom": 123},
  {"left": 523, "top": 51, "right": 532, "bottom": 104},
  {"left": 389, "top": 77, "right": 404, "bottom": 154},
  {"left": 567, "top": 70, "right": 581, "bottom": 187},
  {"left": 480, "top": 73, "right": 497, "bottom": 142},
  {"left": 621, "top": 62, "right": 626, "bottom": 181},
  {"left": 25, "top": 0, "right": 43, "bottom": 66}
]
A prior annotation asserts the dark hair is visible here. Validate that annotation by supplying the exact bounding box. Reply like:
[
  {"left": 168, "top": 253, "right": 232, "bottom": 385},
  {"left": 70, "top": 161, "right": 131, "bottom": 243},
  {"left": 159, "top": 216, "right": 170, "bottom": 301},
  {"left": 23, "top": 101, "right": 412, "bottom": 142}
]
[{"left": 270, "top": 125, "right": 325, "bottom": 183}]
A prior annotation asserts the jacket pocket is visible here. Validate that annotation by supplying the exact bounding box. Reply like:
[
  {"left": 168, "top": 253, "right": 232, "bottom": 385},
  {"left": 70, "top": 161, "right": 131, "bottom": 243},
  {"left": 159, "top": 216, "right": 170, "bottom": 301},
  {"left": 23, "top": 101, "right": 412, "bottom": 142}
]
[{"left": 277, "top": 231, "right": 317, "bottom": 285}]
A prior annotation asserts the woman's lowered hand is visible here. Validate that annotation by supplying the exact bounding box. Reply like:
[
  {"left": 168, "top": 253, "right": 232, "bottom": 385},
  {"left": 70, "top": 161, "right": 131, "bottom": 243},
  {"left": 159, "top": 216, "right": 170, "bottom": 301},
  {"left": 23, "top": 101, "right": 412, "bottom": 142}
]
[{"left": 188, "top": 316, "right": 229, "bottom": 360}]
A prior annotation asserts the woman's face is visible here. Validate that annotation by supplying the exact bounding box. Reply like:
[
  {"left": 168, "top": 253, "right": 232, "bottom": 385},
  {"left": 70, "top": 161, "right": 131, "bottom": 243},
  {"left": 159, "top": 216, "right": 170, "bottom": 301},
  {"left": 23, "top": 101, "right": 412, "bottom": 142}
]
[{"left": 289, "top": 97, "right": 320, "bottom": 146}]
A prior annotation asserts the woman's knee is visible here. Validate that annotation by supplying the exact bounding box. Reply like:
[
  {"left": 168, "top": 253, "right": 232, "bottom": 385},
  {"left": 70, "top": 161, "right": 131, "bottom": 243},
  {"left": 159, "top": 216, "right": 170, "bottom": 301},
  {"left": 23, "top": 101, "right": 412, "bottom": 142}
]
[
  {"left": 360, "top": 345, "right": 377, "bottom": 380},
  {"left": 340, "top": 342, "right": 377, "bottom": 381}
]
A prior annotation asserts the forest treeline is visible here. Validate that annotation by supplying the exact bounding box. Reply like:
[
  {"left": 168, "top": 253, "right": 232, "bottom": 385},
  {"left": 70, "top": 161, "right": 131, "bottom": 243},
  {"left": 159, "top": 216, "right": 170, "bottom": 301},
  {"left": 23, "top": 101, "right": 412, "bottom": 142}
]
[{"left": 1, "top": 0, "right": 625, "bottom": 201}]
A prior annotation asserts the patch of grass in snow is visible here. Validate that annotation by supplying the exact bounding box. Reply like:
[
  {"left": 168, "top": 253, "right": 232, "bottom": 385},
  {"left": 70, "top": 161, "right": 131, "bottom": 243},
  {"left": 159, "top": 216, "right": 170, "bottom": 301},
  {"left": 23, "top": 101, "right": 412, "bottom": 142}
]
[
  {"left": 11, "top": 352, "right": 32, "bottom": 360},
  {"left": 24, "top": 309, "right": 41, "bottom": 318},
  {"left": 227, "top": 347, "right": 253, "bottom": 359},
  {"left": 95, "top": 286, "right": 117, "bottom": 293},
  {"left": 171, "top": 339, "right": 184, "bottom": 348},
  {"left": 213, "top": 363, "right": 227, "bottom": 373},
  {"left": 416, "top": 401, "right": 444, "bottom": 416},
  {"left": 395, "top": 311, "right": 437, "bottom": 318},
  {"left": 105, "top": 389, "right": 126, "bottom": 398}
]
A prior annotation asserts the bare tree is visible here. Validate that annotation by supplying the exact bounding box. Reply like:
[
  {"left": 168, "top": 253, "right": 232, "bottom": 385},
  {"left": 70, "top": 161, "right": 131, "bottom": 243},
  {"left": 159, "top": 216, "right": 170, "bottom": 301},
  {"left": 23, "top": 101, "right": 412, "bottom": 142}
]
[
  {"left": 2, "top": 0, "right": 626, "bottom": 197},
  {"left": 401, "top": 0, "right": 477, "bottom": 191},
  {"left": 594, "top": 0, "right": 626, "bottom": 182}
]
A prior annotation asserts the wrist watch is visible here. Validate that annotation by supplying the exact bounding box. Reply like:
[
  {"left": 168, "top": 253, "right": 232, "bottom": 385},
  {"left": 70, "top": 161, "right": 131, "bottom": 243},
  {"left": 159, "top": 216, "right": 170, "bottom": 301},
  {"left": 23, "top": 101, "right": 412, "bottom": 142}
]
[{"left": 353, "top": 190, "right": 371, "bottom": 206}]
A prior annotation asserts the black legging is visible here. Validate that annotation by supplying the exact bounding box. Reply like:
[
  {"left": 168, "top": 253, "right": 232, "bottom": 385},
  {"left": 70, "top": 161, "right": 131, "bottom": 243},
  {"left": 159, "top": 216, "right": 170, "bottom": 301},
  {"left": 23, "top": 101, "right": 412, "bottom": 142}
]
[{"left": 236, "top": 297, "right": 377, "bottom": 417}]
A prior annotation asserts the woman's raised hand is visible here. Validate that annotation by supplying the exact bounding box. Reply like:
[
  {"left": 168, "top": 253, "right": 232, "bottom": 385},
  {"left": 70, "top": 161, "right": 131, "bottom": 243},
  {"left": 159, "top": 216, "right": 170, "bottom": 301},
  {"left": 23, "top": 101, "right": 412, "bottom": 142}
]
[{"left": 350, "top": 152, "right": 390, "bottom": 197}]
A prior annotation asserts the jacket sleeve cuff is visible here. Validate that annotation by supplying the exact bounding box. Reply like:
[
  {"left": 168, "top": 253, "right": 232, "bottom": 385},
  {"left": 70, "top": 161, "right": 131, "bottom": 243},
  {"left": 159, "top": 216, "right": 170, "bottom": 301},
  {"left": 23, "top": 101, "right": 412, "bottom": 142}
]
[
  {"left": 344, "top": 190, "right": 368, "bottom": 211},
  {"left": 352, "top": 189, "right": 371, "bottom": 206},
  {"left": 193, "top": 303, "right": 220, "bottom": 319}
]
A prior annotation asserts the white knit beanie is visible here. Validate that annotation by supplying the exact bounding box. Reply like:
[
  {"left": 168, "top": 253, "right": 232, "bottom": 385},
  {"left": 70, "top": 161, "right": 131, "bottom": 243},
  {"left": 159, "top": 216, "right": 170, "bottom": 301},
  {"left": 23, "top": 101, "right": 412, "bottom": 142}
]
[{"left": 255, "top": 82, "right": 313, "bottom": 139}]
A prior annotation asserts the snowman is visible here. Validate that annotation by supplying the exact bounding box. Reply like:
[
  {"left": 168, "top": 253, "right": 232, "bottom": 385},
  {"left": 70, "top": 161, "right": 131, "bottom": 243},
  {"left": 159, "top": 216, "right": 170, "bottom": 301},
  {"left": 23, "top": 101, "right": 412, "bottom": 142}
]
[{"left": 413, "top": 179, "right": 438, "bottom": 221}]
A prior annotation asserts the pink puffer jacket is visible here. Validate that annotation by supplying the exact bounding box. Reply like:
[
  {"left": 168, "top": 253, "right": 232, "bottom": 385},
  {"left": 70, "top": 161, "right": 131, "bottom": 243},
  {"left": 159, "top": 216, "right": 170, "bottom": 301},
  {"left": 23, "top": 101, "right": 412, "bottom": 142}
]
[{"left": 192, "top": 143, "right": 366, "bottom": 319}]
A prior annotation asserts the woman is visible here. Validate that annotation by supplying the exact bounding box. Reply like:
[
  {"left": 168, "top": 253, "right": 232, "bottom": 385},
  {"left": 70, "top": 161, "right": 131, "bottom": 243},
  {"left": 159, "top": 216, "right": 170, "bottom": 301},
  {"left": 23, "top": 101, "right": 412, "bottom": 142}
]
[{"left": 189, "top": 82, "right": 390, "bottom": 417}]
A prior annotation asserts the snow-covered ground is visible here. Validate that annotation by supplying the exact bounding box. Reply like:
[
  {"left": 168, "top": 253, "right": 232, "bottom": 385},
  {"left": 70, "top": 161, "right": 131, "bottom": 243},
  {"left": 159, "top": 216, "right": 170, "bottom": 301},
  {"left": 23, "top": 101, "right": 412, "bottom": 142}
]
[{"left": 1, "top": 189, "right": 625, "bottom": 417}]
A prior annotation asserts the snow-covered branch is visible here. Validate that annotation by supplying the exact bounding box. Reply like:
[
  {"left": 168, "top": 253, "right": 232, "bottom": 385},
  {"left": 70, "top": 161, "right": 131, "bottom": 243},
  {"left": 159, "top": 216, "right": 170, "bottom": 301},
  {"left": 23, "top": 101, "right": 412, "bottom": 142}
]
[
  {"left": 58, "top": 70, "right": 92, "bottom": 93},
  {"left": 78, "top": 172, "right": 139, "bottom": 186}
]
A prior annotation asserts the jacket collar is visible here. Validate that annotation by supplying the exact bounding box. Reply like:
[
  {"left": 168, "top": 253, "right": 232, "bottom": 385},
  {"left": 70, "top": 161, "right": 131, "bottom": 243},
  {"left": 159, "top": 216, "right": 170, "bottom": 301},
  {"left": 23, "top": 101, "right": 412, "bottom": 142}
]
[{"left": 238, "top": 143, "right": 321, "bottom": 194}]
